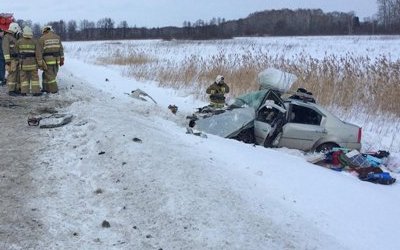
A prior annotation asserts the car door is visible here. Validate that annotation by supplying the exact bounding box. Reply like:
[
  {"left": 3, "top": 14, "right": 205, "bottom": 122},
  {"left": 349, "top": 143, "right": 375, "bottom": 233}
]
[
  {"left": 278, "top": 103, "right": 326, "bottom": 151},
  {"left": 253, "top": 90, "right": 287, "bottom": 146}
]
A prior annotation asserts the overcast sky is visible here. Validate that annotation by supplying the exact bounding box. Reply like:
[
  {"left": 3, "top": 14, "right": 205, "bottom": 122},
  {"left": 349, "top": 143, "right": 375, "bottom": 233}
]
[{"left": 3, "top": 0, "right": 377, "bottom": 28}]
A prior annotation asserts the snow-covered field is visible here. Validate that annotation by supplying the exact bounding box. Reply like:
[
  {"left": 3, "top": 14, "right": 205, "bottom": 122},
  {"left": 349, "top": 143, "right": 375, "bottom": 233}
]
[
  {"left": 1, "top": 37, "right": 400, "bottom": 250},
  {"left": 65, "top": 36, "right": 400, "bottom": 152}
]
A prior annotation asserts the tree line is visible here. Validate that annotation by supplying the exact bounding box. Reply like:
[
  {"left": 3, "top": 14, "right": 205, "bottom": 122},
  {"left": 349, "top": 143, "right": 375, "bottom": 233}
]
[
  {"left": 13, "top": 7, "right": 400, "bottom": 41},
  {"left": 377, "top": 0, "right": 400, "bottom": 32}
]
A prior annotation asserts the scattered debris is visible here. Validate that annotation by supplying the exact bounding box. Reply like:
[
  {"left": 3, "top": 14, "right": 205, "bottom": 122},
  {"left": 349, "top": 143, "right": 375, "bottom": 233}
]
[
  {"left": 315, "top": 148, "right": 396, "bottom": 185},
  {"left": 113, "top": 241, "right": 126, "bottom": 246},
  {"left": 168, "top": 104, "right": 178, "bottom": 114},
  {"left": 126, "top": 89, "right": 157, "bottom": 104},
  {"left": 133, "top": 137, "right": 142, "bottom": 143},
  {"left": 75, "top": 120, "right": 88, "bottom": 126},
  {"left": 28, "top": 114, "right": 73, "bottom": 128},
  {"left": 102, "top": 220, "right": 111, "bottom": 228},
  {"left": 27, "top": 117, "right": 42, "bottom": 126},
  {"left": 186, "top": 127, "right": 207, "bottom": 138}
]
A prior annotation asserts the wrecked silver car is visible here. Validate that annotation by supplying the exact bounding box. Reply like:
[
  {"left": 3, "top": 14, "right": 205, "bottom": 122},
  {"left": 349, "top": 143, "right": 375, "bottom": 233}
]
[{"left": 188, "top": 69, "right": 362, "bottom": 152}]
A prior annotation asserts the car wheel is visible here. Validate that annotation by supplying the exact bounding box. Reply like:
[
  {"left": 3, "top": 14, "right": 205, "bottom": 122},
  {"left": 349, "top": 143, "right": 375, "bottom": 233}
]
[{"left": 315, "top": 142, "right": 339, "bottom": 152}]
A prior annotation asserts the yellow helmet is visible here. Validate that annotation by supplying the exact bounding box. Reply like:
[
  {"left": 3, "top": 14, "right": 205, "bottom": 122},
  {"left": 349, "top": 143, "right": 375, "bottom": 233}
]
[
  {"left": 42, "top": 25, "right": 53, "bottom": 33},
  {"left": 22, "top": 26, "right": 33, "bottom": 38}
]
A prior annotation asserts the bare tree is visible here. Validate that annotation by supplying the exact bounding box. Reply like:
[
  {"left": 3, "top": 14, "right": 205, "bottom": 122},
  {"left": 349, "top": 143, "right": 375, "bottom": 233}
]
[
  {"left": 80, "top": 19, "right": 95, "bottom": 39},
  {"left": 33, "top": 23, "right": 41, "bottom": 37},
  {"left": 97, "top": 17, "right": 115, "bottom": 39},
  {"left": 377, "top": 0, "right": 400, "bottom": 31},
  {"left": 67, "top": 20, "right": 77, "bottom": 40},
  {"left": 118, "top": 20, "right": 129, "bottom": 39}
]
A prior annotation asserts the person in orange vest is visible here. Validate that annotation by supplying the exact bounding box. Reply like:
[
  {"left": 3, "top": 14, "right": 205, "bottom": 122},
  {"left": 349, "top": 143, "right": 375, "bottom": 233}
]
[{"left": 36, "top": 25, "right": 64, "bottom": 93}]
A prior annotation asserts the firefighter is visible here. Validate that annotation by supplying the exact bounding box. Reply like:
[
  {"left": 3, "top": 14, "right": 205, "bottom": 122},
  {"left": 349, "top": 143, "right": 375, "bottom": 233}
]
[
  {"left": 0, "top": 29, "right": 5, "bottom": 86},
  {"left": 16, "top": 26, "right": 41, "bottom": 96},
  {"left": 37, "top": 25, "right": 64, "bottom": 93},
  {"left": 2, "top": 22, "right": 21, "bottom": 96},
  {"left": 206, "top": 75, "right": 230, "bottom": 108}
]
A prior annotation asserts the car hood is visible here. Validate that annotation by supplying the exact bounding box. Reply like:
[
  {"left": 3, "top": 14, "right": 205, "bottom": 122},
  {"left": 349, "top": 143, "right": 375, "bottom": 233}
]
[{"left": 194, "top": 107, "right": 255, "bottom": 138}]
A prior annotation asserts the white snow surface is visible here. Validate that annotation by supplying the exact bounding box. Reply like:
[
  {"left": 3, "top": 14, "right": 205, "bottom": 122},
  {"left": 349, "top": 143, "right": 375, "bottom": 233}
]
[{"left": 4, "top": 38, "right": 400, "bottom": 249}]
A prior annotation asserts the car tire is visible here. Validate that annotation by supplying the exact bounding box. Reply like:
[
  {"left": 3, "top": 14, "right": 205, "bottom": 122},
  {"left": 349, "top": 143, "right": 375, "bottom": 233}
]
[{"left": 315, "top": 142, "right": 339, "bottom": 152}]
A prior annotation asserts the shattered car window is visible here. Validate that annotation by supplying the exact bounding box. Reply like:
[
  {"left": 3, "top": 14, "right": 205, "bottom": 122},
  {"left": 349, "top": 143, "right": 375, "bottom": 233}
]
[
  {"left": 231, "top": 90, "right": 269, "bottom": 109},
  {"left": 194, "top": 107, "right": 255, "bottom": 138}
]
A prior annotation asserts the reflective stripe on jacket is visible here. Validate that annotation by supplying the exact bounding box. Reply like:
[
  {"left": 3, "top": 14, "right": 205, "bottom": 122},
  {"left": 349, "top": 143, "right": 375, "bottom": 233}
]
[
  {"left": 37, "top": 31, "right": 64, "bottom": 66},
  {"left": 16, "top": 37, "right": 39, "bottom": 71},
  {"left": 2, "top": 32, "right": 17, "bottom": 63},
  {"left": 206, "top": 82, "right": 230, "bottom": 104}
]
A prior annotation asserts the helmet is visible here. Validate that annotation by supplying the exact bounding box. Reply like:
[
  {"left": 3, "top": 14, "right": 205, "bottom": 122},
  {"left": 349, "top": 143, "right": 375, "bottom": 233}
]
[
  {"left": 22, "top": 26, "right": 33, "bottom": 38},
  {"left": 8, "top": 22, "right": 21, "bottom": 34},
  {"left": 42, "top": 25, "right": 53, "bottom": 33},
  {"left": 215, "top": 75, "right": 224, "bottom": 84}
]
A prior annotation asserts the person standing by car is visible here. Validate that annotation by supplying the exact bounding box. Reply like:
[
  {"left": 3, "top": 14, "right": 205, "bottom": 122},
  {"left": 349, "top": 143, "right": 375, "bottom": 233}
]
[
  {"left": 37, "top": 25, "right": 64, "bottom": 93},
  {"left": 206, "top": 75, "right": 230, "bottom": 108}
]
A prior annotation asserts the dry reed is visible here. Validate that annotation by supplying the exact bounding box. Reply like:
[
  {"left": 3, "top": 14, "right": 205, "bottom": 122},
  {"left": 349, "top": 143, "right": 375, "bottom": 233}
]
[{"left": 97, "top": 47, "right": 400, "bottom": 116}]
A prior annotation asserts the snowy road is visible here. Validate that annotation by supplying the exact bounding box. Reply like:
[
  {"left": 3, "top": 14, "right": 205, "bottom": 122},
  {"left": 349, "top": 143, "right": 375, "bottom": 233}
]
[{"left": 0, "top": 59, "right": 399, "bottom": 250}]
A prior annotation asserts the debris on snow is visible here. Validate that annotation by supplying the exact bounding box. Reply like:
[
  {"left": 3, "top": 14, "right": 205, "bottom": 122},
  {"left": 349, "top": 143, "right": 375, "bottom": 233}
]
[
  {"left": 127, "top": 89, "right": 157, "bottom": 104},
  {"left": 132, "top": 137, "right": 142, "bottom": 143},
  {"left": 94, "top": 188, "right": 103, "bottom": 194},
  {"left": 27, "top": 114, "right": 73, "bottom": 128},
  {"left": 101, "top": 220, "right": 111, "bottom": 228},
  {"left": 186, "top": 127, "right": 207, "bottom": 138},
  {"left": 168, "top": 104, "right": 178, "bottom": 114}
]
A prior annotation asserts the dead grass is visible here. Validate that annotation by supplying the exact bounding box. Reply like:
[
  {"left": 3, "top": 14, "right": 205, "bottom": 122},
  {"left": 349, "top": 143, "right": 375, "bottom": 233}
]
[
  {"left": 97, "top": 48, "right": 400, "bottom": 115},
  {"left": 97, "top": 50, "right": 156, "bottom": 66}
]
